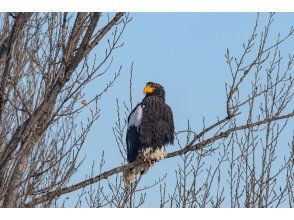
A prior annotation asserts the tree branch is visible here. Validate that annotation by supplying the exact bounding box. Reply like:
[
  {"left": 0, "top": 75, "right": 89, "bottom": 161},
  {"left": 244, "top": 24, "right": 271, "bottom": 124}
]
[{"left": 25, "top": 112, "right": 294, "bottom": 207}]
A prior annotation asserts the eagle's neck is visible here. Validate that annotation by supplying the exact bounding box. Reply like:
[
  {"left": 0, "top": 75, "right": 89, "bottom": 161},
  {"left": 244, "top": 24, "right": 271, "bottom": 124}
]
[{"left": 143, "top": 95, "right": 165, "bottom": 103}]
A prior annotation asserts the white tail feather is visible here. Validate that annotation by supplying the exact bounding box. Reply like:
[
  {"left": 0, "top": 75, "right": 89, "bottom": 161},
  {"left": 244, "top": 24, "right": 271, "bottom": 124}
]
[{"left": 123, "top": 163, "right": 149, "bottom": 183}]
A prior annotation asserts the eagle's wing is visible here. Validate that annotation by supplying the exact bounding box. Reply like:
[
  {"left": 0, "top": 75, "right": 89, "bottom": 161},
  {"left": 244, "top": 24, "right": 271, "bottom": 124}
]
[
  {"left": 162, "top": 104, "right": 175, "bottom": 144},
  {"left": 126, "top": 103, "right": 143, "bottom": 163}
]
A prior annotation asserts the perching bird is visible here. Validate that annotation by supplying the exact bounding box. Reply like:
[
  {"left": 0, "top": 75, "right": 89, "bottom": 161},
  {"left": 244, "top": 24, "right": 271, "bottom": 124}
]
[{"left": 123, "top": 82, "right": 174, "bottom": 183}]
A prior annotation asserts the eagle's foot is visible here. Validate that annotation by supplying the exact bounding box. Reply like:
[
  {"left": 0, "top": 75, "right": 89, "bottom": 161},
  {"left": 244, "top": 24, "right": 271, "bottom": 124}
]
[{"left": 143, "top": 157, "right": 154, "bottom": 167}]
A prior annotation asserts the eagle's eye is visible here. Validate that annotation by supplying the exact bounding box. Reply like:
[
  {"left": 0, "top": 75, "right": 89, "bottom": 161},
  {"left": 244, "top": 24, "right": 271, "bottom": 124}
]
[{"left": 143, "top": 84, "right": 155, "bottom": 95}]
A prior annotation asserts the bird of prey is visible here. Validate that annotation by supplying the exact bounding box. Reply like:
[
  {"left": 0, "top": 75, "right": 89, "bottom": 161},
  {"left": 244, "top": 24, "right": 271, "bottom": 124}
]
[{"left": 123, "top": 82, "right": 174, "bottom": 183}]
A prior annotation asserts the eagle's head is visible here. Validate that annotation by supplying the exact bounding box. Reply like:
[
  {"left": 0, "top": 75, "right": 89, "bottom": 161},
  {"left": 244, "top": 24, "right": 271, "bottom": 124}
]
[{"left": 143, "top": 82, "right": 165, "bottom": 101}]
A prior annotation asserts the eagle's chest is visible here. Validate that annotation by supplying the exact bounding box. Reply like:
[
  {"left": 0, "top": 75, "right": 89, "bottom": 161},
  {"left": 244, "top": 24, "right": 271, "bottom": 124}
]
[
  {"left": 142, "top": 99, "right": 165, "bottom": 121},
  {"left": 128, "top": 98, "right": 166, "bottom": 130}
]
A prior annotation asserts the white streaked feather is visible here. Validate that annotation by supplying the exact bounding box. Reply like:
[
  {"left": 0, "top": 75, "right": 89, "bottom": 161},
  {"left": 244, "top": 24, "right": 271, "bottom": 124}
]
[
  {"left": 141, "top": 146, "right": 166, "bottom": 161},
  {"left": 122, "top": 146, "right": 166, "bottom": 184},
  {"left": 128, "top": 104, "right": 143, "bottom": 128}
]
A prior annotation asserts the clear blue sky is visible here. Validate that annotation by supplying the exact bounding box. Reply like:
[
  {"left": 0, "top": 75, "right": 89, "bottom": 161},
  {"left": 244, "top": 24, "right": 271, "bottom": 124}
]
[{"left": 66, "top": 13, "right": 294, "bottom": 207}]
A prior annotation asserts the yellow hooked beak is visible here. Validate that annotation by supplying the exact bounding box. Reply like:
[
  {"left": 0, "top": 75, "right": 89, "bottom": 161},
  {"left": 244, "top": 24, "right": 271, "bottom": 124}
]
[{"left": 143, "top": 85, "right": 154, "bottom": 95}]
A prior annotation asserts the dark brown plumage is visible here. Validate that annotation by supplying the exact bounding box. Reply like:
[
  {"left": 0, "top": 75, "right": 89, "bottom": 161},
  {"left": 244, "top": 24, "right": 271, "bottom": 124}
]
[{"left": 124, "top": 82, "right": 174, "bottom": 183}]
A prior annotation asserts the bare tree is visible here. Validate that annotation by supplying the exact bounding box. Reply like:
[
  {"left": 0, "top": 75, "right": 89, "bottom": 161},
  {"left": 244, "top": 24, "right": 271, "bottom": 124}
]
[
  {"left": 0, "top": 12, "right": 129, "bottom": 207},
  {"left": 0, "top": 13, "right": 293, "bottom": 208}
]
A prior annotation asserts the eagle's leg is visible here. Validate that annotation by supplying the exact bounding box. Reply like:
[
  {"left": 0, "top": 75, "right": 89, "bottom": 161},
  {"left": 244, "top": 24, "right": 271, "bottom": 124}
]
[
  {"left": 148, "top": 158, "right": 154, "bottom": 167},
  {"left": 143, "top": 157, "right": 154, "bottom": 167}
]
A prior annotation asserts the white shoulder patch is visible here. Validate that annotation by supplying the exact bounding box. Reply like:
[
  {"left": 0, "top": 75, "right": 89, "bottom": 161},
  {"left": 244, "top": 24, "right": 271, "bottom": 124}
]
[{"left": 128, "top": 105, "right": 143, "bottom": 128}]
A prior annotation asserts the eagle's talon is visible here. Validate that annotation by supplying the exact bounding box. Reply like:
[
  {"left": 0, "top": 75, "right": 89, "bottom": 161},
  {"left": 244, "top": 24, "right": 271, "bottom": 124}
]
[
  {"left": 143, "top": 157, "right": 153, "bottom": 167},
  {"left": 148, "top": 159, "right": 153, "bottom": 167}
]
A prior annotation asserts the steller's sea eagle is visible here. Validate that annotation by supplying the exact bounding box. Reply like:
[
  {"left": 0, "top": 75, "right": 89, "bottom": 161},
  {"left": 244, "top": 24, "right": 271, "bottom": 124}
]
[{"left": 123, "top": 82, "right": 174, "bottom": 183}]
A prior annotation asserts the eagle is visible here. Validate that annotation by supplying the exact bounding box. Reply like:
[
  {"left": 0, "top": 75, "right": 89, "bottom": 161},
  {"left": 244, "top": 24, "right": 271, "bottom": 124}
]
[{"left": 123, "top": 82, "right": 175, "bottom": 183}]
